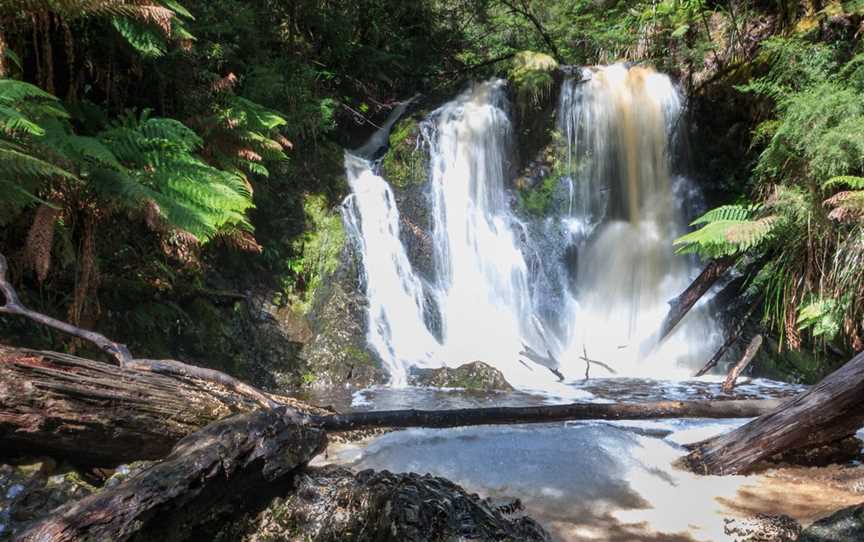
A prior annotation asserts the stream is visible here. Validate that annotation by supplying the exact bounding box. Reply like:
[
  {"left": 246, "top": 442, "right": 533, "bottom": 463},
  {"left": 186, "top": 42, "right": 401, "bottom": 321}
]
[{"left": 305, "top": 378, "right": 864, "bottom": 541}]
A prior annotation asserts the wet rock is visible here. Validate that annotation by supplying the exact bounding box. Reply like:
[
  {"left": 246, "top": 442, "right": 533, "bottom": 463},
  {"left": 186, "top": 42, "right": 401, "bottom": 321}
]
[
  {"left": 300, "top": 244, "right": 387, "bottom": 388},
  {"left": 724, "top": 514, "right": 802, "bottom": 542},
  {"left": 223, "top": 465, "right": 550, "bottom": 542},
  {"left": 408, "top": 361, "right": 514, "bottom": 391},
  {"left": 797, "top": 503, "right": 864, "bottom": 542}
]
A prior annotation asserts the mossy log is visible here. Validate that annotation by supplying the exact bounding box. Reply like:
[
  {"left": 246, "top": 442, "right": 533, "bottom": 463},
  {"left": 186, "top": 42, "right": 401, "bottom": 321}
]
[
  {"left": 16, "top": 409, "right": 327, "bottom": 542},
  {"left": 684, "top": 350, "right": 864, "bottom": 475},
  {"left": 0, "top": 346, "right": 322, "bottom": 467}
]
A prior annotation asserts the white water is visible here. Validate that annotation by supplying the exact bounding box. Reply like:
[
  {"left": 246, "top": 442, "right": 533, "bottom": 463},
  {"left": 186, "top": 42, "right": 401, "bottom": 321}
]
[
  {"left": 342, "top": 154, "right": 440, "bottom": 386},
  {"left": 343, "top": 65, "right": 721, "bottom": 392}
]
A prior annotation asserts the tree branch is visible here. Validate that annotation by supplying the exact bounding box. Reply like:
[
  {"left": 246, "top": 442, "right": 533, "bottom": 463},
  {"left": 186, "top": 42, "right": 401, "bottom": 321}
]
[{"left": 499, "top": 0, "right": 563, "bottom": 63}]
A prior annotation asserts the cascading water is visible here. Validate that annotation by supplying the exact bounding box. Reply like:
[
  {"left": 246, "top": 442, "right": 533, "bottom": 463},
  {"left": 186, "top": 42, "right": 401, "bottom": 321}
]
[
  {"left": 342, "top": 154, "right": 440, "bottom": 387},
  {"left": 556, "top": 65, "right": 719, "bottom": 377},
  {"left": 343, "top": 65, "right": 719, "bottom": 392}
]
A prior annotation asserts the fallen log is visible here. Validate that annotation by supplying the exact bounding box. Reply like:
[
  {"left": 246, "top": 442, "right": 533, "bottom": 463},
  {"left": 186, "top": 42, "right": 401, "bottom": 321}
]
[
  {"left": 311, "top": 398, "right": 782, "bottom": 432},
  {"left": 0, "top": 346, "right": 324, "bottom": 467},
  {"left": 722, "top": 334, "right": 763, "bottom": 393},
  {"left": 683, "top": 350, "right": 864, "bottom": 475},
  {"left": 659, "top": 255, "right": 736, "bottom": 341},
  {"left": 16, "top": 408, "right": 327, "bottom": 542}
]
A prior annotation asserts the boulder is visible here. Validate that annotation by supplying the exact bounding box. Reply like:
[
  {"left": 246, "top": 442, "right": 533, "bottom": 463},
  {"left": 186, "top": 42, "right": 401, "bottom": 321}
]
[
  {"left": 797, "top": 503, "right": 864, "bottom": 542},
  {"left": 408, "top": 361, "right": 514, "bottom": 391},
  {"left": 220, "top": 465, "right": 550, "bottom": 542}
]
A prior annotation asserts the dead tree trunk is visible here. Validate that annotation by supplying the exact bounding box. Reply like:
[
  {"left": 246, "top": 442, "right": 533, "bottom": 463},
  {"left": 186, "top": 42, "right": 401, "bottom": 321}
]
[
  {"left": 16, "top": 409, "right": 327, "bottom": 542},
  {"left": 695, "top": 295, "right": 763, "bottom": 377},
  {"left": 311, "top": 399, "right": 782, "bottom": 432},
  {"left": 0, "top": 346, "right": 323, "bottom": 467},
  {"left": 659, "top": 256, "right": 736, "bottom": 341},
  {"left": 684, "top": 350, "right": 864, "bottom": 475},
  {"left": 722, "top": 334, "right": 763, "bottom": 393}
]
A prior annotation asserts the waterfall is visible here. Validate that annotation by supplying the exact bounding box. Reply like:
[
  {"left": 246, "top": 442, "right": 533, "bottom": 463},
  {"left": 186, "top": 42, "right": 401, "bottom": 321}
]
[
  {"left": 557, "top": 65, "right": 718, "bottom": 377},
  {"left": 343, "top": 65, "right": 719, "bottom": 391},
  {"left": 342, "top": 154, "right": 440, "bottom": 387}
]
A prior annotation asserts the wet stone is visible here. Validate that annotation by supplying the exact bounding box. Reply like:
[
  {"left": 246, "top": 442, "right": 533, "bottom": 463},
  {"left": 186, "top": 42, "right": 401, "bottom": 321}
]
[
  {"left": 408, "top": 361, "right": 514, "bottom": 391},
  {"left": 797, "top": 503, "right": 864, "bottom": 542}
]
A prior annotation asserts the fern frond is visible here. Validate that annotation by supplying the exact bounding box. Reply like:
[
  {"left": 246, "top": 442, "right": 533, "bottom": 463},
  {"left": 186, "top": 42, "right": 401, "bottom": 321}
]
[
  {"left": 111, "top": 17, "right": 168, "bottom": 58},
  {"left": 824, "top": 190, "right": 864, "bottom": 222},
  {"left": 823, "top": 175, "right": 864, "bottom": 190},
  {"left": 690, "top": 204, "right": 755, "bottom": 225}
]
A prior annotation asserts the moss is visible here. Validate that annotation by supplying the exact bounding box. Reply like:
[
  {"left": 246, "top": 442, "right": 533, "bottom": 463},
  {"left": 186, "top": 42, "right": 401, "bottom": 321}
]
[
  {"left": 381, "top": 118, "right": 426, "bottom": 189},
  {"left": 343, "top": 344, "right": 374, "bottom": 366},
  {"left": 288, "top": 194, "right": 346, "bottom": 314},
  {"left": 508, "top": 51, "right": 558, "bottom": 112}
]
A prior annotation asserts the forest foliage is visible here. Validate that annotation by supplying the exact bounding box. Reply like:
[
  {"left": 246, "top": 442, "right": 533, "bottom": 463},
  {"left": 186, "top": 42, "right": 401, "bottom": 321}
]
[{"left": 0, "top": 0, "right": 862, "bottom": 369}]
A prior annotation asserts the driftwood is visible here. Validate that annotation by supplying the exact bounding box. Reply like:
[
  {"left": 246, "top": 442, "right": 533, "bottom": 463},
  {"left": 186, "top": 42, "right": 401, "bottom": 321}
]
[
  {"left": 0, "top": 253, "right": 276, "bottom": 409},
  {"left": 519, "top": 343, "right": 565, "bottom": 381},
  {"left": 0, "top": 346, "right": 324, "bottom": 467},
  {"left": 695, "top": 295, "right": 763, "bottom": 377},
  {"left": 17, "top": 408, "right": 327, "bottom": 542},
  {"left": 684, "top": 350, "right": 864, "bottom": 475},
  {"left": 580, "top": 345, "right": 617, "bottom": 378},
  {"left": 659, "top": 256, "right": 736, "bottom": 341},
  {"left": 722, "top": 334, "right": 763, "bottom": 393}
]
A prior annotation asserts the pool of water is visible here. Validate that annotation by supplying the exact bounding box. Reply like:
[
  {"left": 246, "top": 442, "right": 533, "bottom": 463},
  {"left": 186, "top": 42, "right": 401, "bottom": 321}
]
[{"left": 308, "top": 378, "right": 812, "bottom": 541}]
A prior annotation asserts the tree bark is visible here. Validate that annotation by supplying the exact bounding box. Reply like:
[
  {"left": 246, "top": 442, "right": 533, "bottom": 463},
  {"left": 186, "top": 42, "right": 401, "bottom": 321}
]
[
  {"left": 16, "top": 408, "right": 327, "bottom": 542},
  {"left": 659, "top": 256, "right": 736, "bottom": 341},
  {"left": 312, "top": 398, "right": 782, "bottom": 432},
  {"left": 0, "top": 346, "right": 324, "bottom": 467},
  {"left": 722, "top": 334, "right": 763, "bottom": 393},
  {"left": 684, "top": 350, "right": 864, "bottom": 475}
]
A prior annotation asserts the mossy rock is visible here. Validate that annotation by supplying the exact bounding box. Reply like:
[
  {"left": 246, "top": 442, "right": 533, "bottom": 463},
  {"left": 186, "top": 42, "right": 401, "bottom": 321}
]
[
  {"left": 299, "top": 244, "right": 387, "bottom": 389},
  {"left": 380, "top": 117, "right": 428, "bottom": 190},
  {"left": 408, "top": 361, "right": 513, "bottom": 391},
  {"left": 750, "top": 335, "right": 844, "bottom": 384},
  {"left": 508, "top": 51, "right": 558, "bottom": 113}
]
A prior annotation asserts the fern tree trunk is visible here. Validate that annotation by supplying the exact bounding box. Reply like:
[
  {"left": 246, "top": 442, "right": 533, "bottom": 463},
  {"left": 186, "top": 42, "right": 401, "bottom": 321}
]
[{"left": 0, "top": 26, "right": 7, "bottom": 78}]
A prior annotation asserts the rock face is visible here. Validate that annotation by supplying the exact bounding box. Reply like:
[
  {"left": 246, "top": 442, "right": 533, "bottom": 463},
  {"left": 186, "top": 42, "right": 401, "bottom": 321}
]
[
  {"left": 300, "top": 243, "right": 388, "bottom": 388},
  {"left": 408, "top": 361, "right": 514, "bottom": 391},
  {"left": 797, "top": 503, "right": 864, "bottom": 542},
  {"left": 222, "top": 466, "right": 550, "bottom": 542}
]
